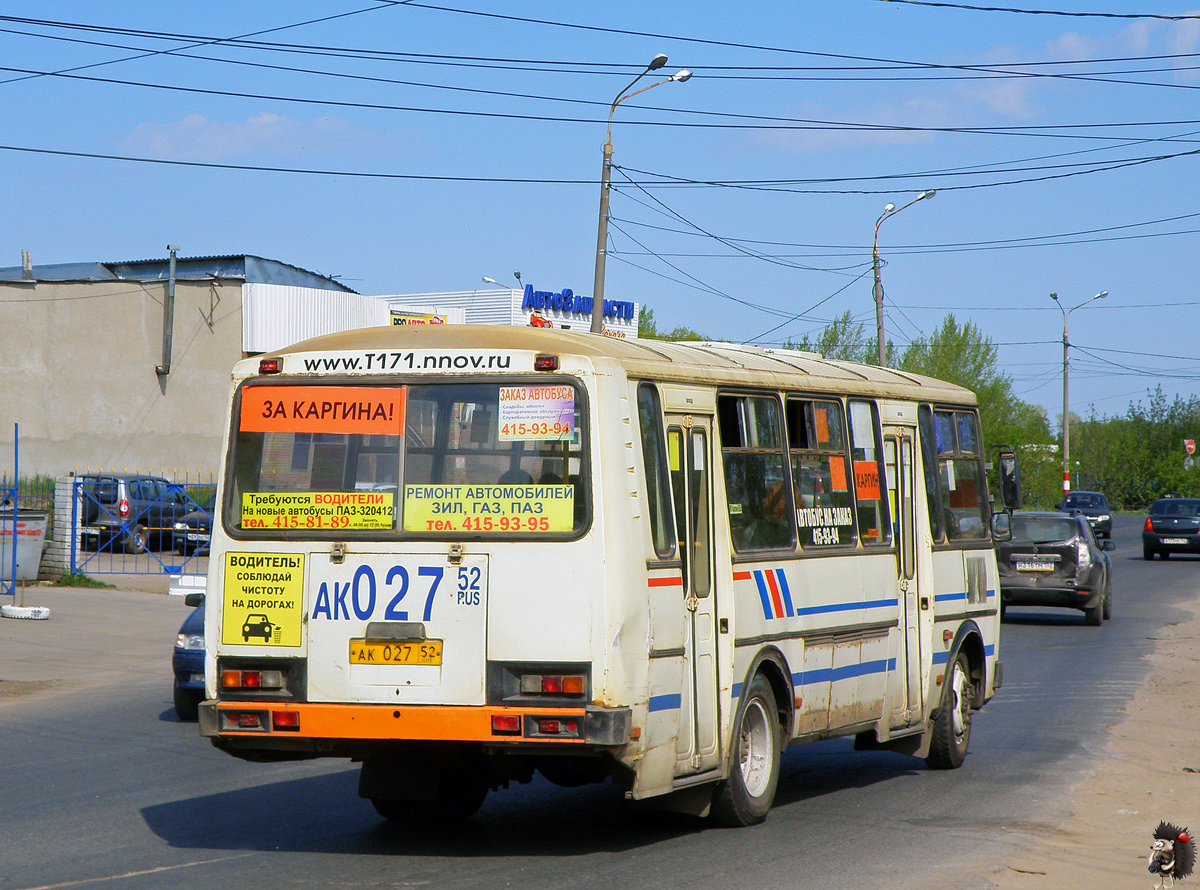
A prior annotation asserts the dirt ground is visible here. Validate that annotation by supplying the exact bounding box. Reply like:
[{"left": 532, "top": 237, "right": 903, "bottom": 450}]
[{"left": 978, "top": 597, "right": 1200, "bottom": 889}]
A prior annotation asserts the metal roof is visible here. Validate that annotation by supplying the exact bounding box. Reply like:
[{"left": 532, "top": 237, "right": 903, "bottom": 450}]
[{"left": 0, "top": 254, "right": 357, "bottom": 292}]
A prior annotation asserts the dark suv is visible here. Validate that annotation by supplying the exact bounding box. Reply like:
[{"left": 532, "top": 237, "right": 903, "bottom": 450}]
[
  {"left": 77, "top": 474, "right": 191, "bottom": 553},
  {"left": 1057, "top": 491, "right": 1112, "bottom": 539},
  {"left": 1143, "top": 497, "right": 1200, "bottom": 560}
]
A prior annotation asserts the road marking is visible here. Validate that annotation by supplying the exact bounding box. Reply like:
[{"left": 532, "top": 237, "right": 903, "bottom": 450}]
[{"left": 13, "top": 854, "right": 254, "bottom": 890}]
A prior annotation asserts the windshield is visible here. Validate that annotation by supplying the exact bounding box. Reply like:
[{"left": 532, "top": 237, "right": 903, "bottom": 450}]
[
  {"left": 1064, "top": 493, "right": 1103, "bottom": 509},
  {"left": 1151, "top": 499, "right": 1200, "bottom": 516},
  {"left": 227, "top": 380, "right": 588, "bottom": 537},
  {"left": 1010, "top": 515, "right": 1076, "bottom": 543}
]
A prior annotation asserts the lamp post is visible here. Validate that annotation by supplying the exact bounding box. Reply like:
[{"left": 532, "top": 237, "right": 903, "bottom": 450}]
[
  {"left": 872, "top": 189, "right": 935, "bottom": 365},
  {"left": 1051, "top": 290, "right": 1107, "bottom": 500},
  {"left": 590, "top": 55, "right": 691, "bottom": 334}
]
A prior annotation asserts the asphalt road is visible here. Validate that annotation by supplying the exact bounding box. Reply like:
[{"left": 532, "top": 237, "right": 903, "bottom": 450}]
[{"left": 0, "top": 513, "right": 1194, "bottom": 890}]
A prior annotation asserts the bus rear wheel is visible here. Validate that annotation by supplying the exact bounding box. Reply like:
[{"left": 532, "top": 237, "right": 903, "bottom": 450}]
[
  {"left": 926, "top": 650, "right": 972, "bottom": 770},
  {"left": 711, "top": 674, "right": 781, "bottom": 827}
]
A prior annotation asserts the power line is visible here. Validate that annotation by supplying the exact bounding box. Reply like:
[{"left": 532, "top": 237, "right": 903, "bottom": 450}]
[
  {"left": 873, "top": 0, "right": 1200, "bottom": 20},
  {"left": 0, "top": 3, "right": 412, "bottom": 87}
]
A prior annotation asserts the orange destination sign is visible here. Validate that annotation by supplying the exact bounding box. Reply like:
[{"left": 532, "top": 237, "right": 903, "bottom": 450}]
[{"left": 240, "top": 386, "right": 406, "bottom": 435}]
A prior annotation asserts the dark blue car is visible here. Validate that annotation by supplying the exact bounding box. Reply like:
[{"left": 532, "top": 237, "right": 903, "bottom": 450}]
[{"left": 172, "top": 596, "right": 205, "bottom": 720}]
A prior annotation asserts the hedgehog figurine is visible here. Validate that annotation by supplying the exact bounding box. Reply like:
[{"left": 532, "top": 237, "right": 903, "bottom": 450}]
[{"left": 1150, "top": 821, "right": 1195, "bottom": 889}]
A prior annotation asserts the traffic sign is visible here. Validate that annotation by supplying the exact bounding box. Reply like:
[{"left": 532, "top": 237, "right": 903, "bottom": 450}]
[{"left": 1187, "top": 439, "right": 1196, "bottom": 455}]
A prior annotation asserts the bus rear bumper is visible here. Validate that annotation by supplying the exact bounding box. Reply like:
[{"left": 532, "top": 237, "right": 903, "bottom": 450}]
[{"left": 198, "top": 700, "right": 632, "bottom": 751}]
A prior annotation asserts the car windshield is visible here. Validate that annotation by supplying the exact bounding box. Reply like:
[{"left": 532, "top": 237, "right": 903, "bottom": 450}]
[
  {"left": 1064, "top": 494, "right": 1103, "bottom": 508},
  {"left": 1010, "top": 515, "right": 1077, "bottom": 543},
  {"left": 1152, "top": 499, "right": 1200, "bottom": 516}
]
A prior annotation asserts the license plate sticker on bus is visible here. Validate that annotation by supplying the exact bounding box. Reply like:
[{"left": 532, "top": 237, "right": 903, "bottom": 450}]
[
  {"left": 1015, "top": 560, "right": 1053, "bottom": 572},
  {"left": 349, "top": 639, "right": 443, "bottom": 665}
]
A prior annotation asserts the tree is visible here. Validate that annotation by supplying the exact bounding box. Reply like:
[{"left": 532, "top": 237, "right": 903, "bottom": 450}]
[
  {"left": 638, "top": 306, "right": 708, "bottom": 341},
  {"left": 899, "top": 315, "right": 1054, "bottom": 490},
  {"left": 782, "top": 310, "right": 878, "bottom": 363}
]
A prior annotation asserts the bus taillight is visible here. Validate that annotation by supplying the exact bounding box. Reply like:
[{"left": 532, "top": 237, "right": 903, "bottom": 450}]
[
  {"left": 272, "top": 711, "right": 300, "bottom": 732},
  {"left": 520, "top": 674, "right": 586, "bottom": 696},
  {"left": 222, "top": 669, "right": 284, "bottom": 690},
  {"left": 536, "top": 718, "right": 579, "bottom": 735},
  {"left": 491, "top": 715, "right": 521, "bottom": 735}
]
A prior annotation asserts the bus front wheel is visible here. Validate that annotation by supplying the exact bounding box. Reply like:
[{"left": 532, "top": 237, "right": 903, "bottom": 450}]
[
  {"left": 926, "top": 650, "right": 972, "bottom": 770},
  {"left": 710, "top": 674, "right": 782, "bottom": 827}
]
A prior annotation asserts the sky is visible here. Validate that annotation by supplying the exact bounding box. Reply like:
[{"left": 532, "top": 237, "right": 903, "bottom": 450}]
[{"left": 4, "top": 0, "right": 1200, "bottom": 426}]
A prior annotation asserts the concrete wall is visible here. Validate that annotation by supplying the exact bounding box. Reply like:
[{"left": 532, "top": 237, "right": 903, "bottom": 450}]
[{"left": 0, "top": 278, "right": 243, "bottom": 476}]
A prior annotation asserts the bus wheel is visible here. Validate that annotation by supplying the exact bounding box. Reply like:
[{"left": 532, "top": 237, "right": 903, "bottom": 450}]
[
  {"left": 371, "top": 770, "right": 488, "bottom": 824},
  {"left": 926, "top": 650, "right": 972, "bottom": 770},
  {"left": 711, "top": 674, "right": 781, "bottom": 827}
]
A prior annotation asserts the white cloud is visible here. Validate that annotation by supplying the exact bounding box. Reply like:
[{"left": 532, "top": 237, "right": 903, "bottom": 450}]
[{"left": 118, "top": 112, "right": 396, "bottom": 161}]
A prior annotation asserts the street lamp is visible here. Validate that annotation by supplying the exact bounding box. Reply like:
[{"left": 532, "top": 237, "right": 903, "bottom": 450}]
[
  {"left": 590, "top": 55, "right": 691, "bottom": 334},
  {"left": 1051, "top": 290, "right": 1107, "bottom": 501},
  {"left": 872, "top": 189, "right": 935, "bottom": 366},
  {"left": 483, "top": 272, "right": 521, "bottom": 288}
]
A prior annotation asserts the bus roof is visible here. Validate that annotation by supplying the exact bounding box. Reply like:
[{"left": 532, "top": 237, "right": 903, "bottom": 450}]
[{"left": 256, "top": 324, "right": 978, "bottom": 405}]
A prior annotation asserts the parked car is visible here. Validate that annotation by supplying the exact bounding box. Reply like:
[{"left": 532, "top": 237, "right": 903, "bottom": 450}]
[
  {"left": 1056, "top": 490, "right": 1112, "bottom": 539},
  {"left": 173, "top": 492, "right": 216, "bottom": 555},
  {"left": 172, "top": 594, "right": 205, "bottom": 721},
  {"left": 1142, "top": 497, "right": 1200, "bottom": 560},
  {"left": 996, "top": 511, "right": 1115, "bottom": 626},
  {"left": 77, "top": 473, "right": 190, "bottom": 553}
]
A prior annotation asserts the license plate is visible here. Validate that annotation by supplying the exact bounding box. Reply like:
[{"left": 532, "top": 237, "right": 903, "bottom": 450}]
[
  {"left": 349, "top": 639, "right": 443, "bottom": 665},
  {"left": 1162, "top": 538, "right": 1188, "bottom": 545},
  {"left": 1015, "top": 560, "right": 1053, "bottom": 572}
]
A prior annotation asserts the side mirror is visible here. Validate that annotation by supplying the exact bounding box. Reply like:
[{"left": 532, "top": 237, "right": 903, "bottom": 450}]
[
  {"left": 1103, "top": 540, "right": 1116, "bottom": 552},
  {"left": 991, "top": 511, "right": 1011, "bottom": 541},
  {"left": 992, "top": 447, "right": 1021, "bottom": 511},
  {"left": 184, "top": 593, "right": 205, "bottom": 607}
]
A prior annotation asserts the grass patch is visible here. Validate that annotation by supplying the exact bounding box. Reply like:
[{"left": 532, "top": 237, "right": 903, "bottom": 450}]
[{"left": 54, "top": 573, "right": 115, "bottom": 589}]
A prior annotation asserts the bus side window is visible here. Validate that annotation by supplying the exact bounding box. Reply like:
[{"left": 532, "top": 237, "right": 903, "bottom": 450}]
[
  {"left": 931, "top": 408, "right": 989, "bottom": 541},
  {"left": 847, "top": 400, "right": 890, "bottom": 546},
  {"left": 788, "top": 398, "right": 857, "bottom": 548},
  {"left": 718, "top": 393, "right": 794, "bottom": 552},
  {"left": 637, "top": 382, "right": 676, "bottom": 559},
  {"left": 917, "top": 405, "right": 946, "bottom": 542}
]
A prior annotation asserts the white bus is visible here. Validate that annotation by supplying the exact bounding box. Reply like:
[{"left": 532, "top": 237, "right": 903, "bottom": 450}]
[{"left": 198, "top": 324, "right": 1019, "bottom": 826}]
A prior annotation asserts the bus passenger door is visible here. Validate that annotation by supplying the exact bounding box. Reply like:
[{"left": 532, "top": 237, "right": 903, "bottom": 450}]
[
  {"left": 884, "top": 427, "right": 924, "bottom": 725},
  {"left": 666, "top": 416, "right": 721, "bottom": 775}
]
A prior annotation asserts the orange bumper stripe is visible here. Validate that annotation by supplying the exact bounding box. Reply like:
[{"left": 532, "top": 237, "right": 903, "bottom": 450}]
[{"left": 215, "top": 702, "right": 589, "bottom": 742}]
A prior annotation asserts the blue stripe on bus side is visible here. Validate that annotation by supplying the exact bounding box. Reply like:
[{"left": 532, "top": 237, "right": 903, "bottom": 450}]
[
  {"left": 753, "top": 572, "right": 775, "bottom": 619},
  {"left": 934, "top": 591, "right": 967, "bottom": 603},
  {"left": 649, "top": 693, "right": 683, "bottom": 712},
  {"left": 790, "top": 658, "right": 897, "bottom": 687},
  {"left": 792, "top": 597, "right": 898, "bottom": 617},
  {"left": 730, "top": 643, "right": 996, "bottom": 700}
]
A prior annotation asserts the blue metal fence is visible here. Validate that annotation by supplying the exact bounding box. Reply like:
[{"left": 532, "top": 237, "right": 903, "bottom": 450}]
[{"left": 69, "top": 470, "right": 216, "bottom": 576}]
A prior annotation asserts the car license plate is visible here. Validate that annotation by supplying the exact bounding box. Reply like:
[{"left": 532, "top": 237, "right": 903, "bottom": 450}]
[
  {"left": 1015, "top": 560, "right": 1053, "bottom": 571},
  {"left": 349, "top": 639, "right": 443, "bottom": 665},
  {"left": 1162, "top": 538, "right": 1188, "bottom": 545}
]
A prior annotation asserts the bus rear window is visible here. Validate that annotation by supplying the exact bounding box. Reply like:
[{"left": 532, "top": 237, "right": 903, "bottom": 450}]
[{"left": 228, "top": 381, "right": 588, "bottom": 536}]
